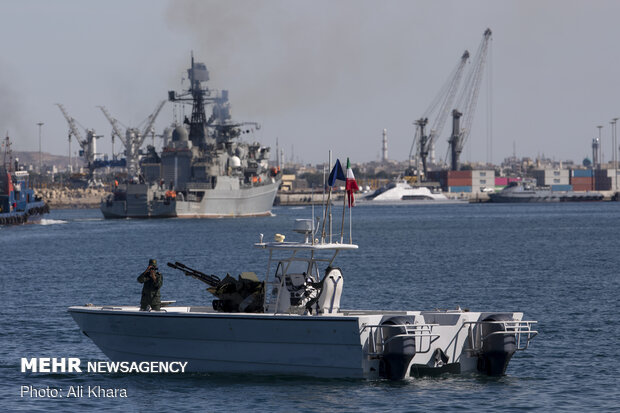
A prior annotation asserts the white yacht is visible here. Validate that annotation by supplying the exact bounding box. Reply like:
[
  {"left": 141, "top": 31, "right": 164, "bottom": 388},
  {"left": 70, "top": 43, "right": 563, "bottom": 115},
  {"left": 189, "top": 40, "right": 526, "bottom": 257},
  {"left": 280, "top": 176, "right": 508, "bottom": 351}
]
[
  {"left": 68, "top": 219, "right": 537, "bottom": 380},
  {"left": 361, "top": 180, "right": 463, "bottom": 204}
]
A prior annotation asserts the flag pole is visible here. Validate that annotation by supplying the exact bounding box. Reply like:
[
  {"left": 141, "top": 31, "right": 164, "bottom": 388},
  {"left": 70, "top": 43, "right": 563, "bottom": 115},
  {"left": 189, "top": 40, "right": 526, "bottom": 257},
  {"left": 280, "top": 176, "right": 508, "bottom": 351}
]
[
  {"left": 321, "top": 150, "right": 332, "bottom": 244},
  {"left": 328, "top": 151, "right": 333, "bottom": 243},
  {"left": 340, "top": 190, "right": 346, "bottom": 243},
  {"left": 311, "top": 188, "right": 315, "bottom": 245},
  {"left": 329, "top": 194, "right": 333, "bottom": 243},
  {"left": 349, "top": 198, "right": 353, "bottom": 244},
  {"left": 321, "top": 187, "right": 331, "bottom": 243},
  {"left": 321, "top": 162, "right": 325, "bottom": 241}
]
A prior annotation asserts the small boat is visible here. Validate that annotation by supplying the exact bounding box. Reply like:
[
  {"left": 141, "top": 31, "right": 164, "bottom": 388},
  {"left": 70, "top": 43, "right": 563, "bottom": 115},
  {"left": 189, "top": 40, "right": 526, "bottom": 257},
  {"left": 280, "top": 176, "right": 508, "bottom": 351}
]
[
  {"left": 69, "top": 218, "right": 537, "bottom": 380},
  {"left": 361, "top": 180, "right": 465, "bottom": 204},
  {"left": 489, "top": 180, "right": 603, "bottom": 203},
  {"left": 0, "top": 135, "right": 49, "bottom": 226}
]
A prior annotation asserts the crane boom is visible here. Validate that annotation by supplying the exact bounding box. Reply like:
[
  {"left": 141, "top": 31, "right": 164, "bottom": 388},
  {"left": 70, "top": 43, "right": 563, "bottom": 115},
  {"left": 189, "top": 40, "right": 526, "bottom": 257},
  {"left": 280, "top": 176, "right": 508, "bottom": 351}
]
[
  {"left": 98, "top": 106, "right": 127, "bottom": 147},
  {"left": 139, "top": 100, "right": 167, "bottom": 144},
  {"left": 412, "top": 50, "right": 470, "bottom": 179},
  {"left": 427, "top": 50, "right": 469, "bottom": 151},
  {"left": 449, "top": 28, "right": 492, "bottom": 170},
  {"left": 56, "top": 103, "right": 84, "bottom": 146}
]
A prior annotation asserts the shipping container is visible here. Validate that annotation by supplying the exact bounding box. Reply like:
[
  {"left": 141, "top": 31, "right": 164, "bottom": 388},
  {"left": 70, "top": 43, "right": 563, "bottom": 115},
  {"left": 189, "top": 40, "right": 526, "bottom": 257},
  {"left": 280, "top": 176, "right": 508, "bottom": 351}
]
[
  {"left": 448, "top": 186, "right": 472, "bottom": 193},
  {"left": 447, "top": 178, "right": 473, "bottom": 187},
  {"left": 571, "top": 169, "right": 594, "bottom": 178},
  {"left": 570, "top": 176, "right": 595, "bottom": 185},
  {"left": 427, "top": 170, "right": 447, "bottom": 181},
  {"left": 572, "top": 184, "right": 595, "bottom": 192},
  {"left": 595, "top": 177, "right": 611, "bottom": 191},
  {"left": 495, "top": 177, "right": 508, "bottom": 186},
  {"left": 551, "top": 185, "right": 573, "bottom": 191},
  {"left": 447, "top": 170, "right": 472, "bottom": 179}
]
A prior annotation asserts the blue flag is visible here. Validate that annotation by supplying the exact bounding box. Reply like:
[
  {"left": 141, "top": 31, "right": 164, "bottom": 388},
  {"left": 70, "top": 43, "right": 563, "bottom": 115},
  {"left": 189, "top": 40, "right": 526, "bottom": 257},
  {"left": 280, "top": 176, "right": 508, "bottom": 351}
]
[{"left": 328, "top": 159, "right": 346, "bottom": 187}]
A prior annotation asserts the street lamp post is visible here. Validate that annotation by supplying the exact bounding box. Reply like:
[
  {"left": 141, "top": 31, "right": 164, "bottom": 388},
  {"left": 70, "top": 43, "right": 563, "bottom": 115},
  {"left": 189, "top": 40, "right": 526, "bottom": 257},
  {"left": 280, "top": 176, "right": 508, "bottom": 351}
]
[{"left": 37, "top": 122, "right": 44, "bottom": 172}]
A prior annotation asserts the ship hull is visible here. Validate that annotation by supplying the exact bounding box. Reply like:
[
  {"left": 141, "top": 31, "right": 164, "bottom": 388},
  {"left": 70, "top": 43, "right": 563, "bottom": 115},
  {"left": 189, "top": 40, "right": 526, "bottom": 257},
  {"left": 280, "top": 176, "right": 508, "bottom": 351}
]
[
  {"left": 0, "top": 201, "right": 48, "bottom": 225},
  {"left": 68, "top": 305, "right": 535, "bottom": 379},
  {"left": 101, "top": 179, "right": 280, "bottom": 219},
  {"left": 489, "top": 191, "right": 603, "bottom": 203},
  {"left": 69, "top": 306, "right": 367, "bottom": 378}
]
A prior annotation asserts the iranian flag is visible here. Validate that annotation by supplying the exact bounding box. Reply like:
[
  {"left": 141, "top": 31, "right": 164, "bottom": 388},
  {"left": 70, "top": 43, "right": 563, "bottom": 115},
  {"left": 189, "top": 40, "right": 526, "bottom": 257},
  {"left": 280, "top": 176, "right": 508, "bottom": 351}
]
[{"left": 345, "top": 158, "right": 359, "bottom": 207}]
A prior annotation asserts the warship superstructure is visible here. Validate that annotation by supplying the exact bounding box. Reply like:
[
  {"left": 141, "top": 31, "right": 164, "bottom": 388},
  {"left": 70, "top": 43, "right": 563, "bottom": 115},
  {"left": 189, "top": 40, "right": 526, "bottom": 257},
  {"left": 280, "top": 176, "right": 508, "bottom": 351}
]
[{"left": 101, "top": 55, "right": 281, "bottom": 218}]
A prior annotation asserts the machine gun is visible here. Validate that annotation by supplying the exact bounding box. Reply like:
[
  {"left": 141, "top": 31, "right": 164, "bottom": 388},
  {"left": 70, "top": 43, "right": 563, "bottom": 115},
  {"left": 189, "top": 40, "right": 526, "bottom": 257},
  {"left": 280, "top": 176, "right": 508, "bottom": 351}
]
[
  {"left": 167, "top": 261, "right": 264, "bottom": 313},
  {"left": 167, "top": 261, "right": 221, "bottom": 287}
]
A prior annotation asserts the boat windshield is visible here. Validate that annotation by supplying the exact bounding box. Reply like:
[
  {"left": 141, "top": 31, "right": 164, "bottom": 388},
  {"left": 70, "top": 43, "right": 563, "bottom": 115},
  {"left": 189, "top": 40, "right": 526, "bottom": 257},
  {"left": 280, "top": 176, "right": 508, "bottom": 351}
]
[{"left": 275, "top": 259, "right": 319, "bottom": 282}]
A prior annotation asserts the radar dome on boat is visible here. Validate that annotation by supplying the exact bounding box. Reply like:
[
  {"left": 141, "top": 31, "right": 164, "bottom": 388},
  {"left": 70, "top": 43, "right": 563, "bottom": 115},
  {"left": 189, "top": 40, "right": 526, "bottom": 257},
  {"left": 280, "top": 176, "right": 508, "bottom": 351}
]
[
  {"left": 293, "top": 219, "right": 313, "bottom": 234},
  {"left": 230, "top": 156, "right": 241, "bottom": 168},
  {"left": 172, "top": 126, "right": 188, "bottom": 142}
]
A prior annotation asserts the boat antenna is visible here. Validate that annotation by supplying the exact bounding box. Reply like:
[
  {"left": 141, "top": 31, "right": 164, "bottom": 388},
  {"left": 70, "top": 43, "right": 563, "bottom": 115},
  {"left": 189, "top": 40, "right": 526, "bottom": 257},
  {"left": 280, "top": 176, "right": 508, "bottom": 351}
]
[
  {"left": 311, "top": 189, "right": 315, "bottom": 245},
  {"left": 340, "top": 180, "right": 346, "bottom": 243},
  {"left": 322, "top": 160, "right": 326, "bottom": 241},
  {"left": 321, "top": 150, "right": 332, "bottom": 243}
]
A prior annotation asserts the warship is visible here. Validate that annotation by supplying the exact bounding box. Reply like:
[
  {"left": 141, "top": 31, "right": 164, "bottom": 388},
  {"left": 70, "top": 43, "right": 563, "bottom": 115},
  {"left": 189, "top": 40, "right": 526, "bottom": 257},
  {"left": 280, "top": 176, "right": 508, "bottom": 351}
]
[{"left": 101, "top": 55, "right": 281, "bottom": 218}]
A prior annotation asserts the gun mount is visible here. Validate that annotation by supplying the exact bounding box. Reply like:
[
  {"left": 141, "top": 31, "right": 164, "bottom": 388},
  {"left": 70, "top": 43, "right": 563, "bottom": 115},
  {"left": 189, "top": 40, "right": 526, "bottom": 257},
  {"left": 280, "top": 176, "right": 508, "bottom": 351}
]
[{"left": 167, "top": 261, "right": 264, "bottom": 313}]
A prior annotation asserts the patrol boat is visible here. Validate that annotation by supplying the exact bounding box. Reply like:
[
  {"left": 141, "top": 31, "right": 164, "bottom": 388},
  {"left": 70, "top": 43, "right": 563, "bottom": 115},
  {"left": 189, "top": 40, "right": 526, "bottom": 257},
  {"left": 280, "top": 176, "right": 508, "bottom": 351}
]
[
  {"left": 100, "top": 55, "right": 281, "bottom": 218},
  {"left": 68, "top": 218, "right": 537, "bottom": 380},
  {"left": 489, "top": 179, "right": 603, "bottom": 203}
]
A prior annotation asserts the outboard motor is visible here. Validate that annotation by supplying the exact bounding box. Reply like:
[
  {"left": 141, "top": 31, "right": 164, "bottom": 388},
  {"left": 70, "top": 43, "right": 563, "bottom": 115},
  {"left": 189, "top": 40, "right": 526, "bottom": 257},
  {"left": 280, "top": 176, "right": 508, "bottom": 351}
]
[
  {"left": 379, "top": 316, "right": 416, "bottom": 380},
  {"left": 477, "top": 314, "right": 516, "bottom": 376}
]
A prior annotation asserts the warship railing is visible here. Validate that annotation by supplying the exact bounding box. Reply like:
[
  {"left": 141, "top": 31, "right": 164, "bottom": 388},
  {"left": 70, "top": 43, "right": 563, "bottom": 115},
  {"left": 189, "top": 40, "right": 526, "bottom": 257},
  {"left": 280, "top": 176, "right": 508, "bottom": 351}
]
[
  {"left": 362, "top": 323, "right": 440, "bottom": 356},
  {"left": 463, "top": 320, "right": 538, "bottom": 354}
]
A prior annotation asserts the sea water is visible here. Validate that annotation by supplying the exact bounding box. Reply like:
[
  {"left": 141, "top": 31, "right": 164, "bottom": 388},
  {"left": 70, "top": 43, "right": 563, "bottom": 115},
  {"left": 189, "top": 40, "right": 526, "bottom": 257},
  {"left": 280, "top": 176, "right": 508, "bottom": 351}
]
[{"left": 1, "top": 203, "right": 619, "bottom": 412}]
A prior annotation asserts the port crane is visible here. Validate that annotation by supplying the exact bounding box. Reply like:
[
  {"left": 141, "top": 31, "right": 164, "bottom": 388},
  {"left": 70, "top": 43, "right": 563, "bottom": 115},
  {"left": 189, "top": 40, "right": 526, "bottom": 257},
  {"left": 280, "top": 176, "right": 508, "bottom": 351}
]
[
  {"left": 448, "top": 28, "right": 492, "bottom": 170},
  {"left": 98, "top": 101, "right": 166, "bottom": 178},
  {"left": 55, "top": 103, "right": 102, "bottom": 176},
  {"left": 409, "top": 50, "right": 470, "bottom": 179}
]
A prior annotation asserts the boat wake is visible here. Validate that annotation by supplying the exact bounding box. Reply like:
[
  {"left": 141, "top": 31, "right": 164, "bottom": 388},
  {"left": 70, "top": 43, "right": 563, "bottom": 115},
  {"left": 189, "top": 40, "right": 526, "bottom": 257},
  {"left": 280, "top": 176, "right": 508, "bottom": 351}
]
[{"left": 38, "top": 219, "right": 68, "bottom": 226}]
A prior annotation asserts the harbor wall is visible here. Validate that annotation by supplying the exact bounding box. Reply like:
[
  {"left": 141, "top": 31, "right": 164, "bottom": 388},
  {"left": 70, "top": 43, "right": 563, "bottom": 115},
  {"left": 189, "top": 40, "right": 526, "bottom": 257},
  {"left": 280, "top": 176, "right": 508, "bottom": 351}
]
[{"left": 36, "top": 187, "right": 107, "bottom": 209}]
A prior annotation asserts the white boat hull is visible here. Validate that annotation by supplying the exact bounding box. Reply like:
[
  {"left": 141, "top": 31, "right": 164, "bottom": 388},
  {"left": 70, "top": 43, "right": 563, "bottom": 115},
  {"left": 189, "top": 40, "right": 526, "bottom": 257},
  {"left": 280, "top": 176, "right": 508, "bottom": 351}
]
[
  {"left": 69, "top": 306, "right": 536, "bottom": 379},
  {"left": 70, "top": 306, "right": 367, "bottom": 377},
  {"left": 361, "top": 180, "right": 465, "bottom": 204}
]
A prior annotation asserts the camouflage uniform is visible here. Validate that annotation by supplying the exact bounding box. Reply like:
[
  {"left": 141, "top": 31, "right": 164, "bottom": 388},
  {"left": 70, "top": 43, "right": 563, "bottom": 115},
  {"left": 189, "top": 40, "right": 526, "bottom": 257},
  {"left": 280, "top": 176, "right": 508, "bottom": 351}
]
[{"left": 137, "top": 259, "right": 163, "bottom": 311}]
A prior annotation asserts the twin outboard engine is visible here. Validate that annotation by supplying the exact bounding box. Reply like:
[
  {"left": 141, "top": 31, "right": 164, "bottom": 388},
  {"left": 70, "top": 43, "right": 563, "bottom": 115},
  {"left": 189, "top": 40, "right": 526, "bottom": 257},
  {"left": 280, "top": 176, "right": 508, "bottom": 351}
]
[
  {"left": 379, "top": 316, "right": 416, "bottom": 380},
  {"left": 477, "top": 314, "right": 517, "bottom": 376}
]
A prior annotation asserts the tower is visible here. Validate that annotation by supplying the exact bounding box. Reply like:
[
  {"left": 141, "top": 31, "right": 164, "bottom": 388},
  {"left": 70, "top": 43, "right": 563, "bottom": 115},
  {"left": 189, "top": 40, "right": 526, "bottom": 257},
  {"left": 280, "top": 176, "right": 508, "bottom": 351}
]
[
  {"left": 382, "top": 129, "right": 388, "bottom": 163},
  {"left": 592, "top": 137, "right": 600, "bottom": 169}
]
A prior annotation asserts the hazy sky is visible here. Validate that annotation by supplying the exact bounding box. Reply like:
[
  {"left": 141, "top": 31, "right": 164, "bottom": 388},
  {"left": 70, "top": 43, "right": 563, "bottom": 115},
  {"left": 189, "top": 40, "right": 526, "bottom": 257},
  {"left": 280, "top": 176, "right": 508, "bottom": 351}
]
[{"left": 2, "top": 0, "right": 620, "bottom": 165}]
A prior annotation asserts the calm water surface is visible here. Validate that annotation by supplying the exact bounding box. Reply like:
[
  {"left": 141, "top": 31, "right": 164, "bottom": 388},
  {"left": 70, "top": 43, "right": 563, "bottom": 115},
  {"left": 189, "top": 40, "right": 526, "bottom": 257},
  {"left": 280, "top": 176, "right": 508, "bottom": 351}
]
[{"left": 1, "top": 203, "right": 619, "bottom": 412}]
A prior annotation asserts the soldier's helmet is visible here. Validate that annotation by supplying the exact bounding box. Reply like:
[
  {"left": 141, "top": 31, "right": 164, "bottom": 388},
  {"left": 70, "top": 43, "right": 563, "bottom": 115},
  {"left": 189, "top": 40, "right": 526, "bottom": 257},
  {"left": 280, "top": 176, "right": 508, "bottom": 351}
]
[{"left": 148, "top": 259, "right": 157, "bottom": 267}]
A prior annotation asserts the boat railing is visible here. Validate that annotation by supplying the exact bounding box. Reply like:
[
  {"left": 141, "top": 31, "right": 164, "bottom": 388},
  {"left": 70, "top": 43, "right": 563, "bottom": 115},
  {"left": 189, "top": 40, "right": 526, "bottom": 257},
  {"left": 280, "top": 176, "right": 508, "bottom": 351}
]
[
  {"left": 462, "top": 320, "right": 538, "bottom": 354},
  {"left": 361, "top": 323, "right": 440, "bottom": 356}
]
